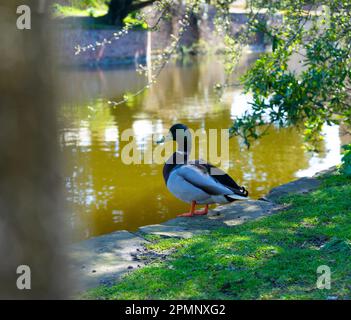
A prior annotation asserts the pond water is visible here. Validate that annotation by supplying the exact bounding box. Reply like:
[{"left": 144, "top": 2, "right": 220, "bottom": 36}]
[{"left": 59, "top": 54, "right": 343, "bottom": 242}]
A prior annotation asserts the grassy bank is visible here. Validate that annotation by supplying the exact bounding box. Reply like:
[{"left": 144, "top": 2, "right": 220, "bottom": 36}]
[{"left": 83, "top": 171, "right": 351, "bottom": 300}]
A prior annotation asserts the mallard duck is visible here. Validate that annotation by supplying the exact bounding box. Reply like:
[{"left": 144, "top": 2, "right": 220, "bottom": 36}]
[{"left": 158, "top": 123, "right": 248, "bottom": 217}]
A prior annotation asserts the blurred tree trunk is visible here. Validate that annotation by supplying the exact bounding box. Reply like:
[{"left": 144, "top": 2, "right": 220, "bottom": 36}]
[
  {"left": 96, "top": 0, "right": 155, "bottom": 26},
  {"left": 170, "top": 3, "right": 199, "bottom": 51},
  {"left": 103, "top": 0, "right": 133, "bottom": 26},
  {"left": 0, "top": 0, "right": 69, "bottom": 299}
]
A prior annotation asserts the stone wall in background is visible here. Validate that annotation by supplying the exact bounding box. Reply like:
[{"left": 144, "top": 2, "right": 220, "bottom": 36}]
[
  {"left": 56, "top": 28, "right": 148, "bottom": 67},
  {"left": 56, "top": 7, "right": 268, "bottom": 67}
]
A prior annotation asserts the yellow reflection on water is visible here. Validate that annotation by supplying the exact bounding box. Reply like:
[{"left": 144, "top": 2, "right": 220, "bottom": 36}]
[{"left": 59, "top": 56, "right": 342, "bottom": 242}]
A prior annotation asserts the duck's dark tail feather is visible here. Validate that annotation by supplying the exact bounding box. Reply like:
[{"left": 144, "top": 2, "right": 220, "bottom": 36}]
[
  {"left": 224, "top": 186, "right": 249, "bottom": 202},
  {"left": 238, "top": 186, "right": 249, "bottom": 197}
]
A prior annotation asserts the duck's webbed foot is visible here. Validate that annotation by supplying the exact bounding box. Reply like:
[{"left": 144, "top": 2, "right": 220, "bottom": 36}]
[
  {"left": 177, "top": 201, "right": 196, "bottom": 217},
  {"left": 178, "top": 212, "right": 194, "bottom": 217},
  {"left": 194, "top": 204, "right": 209, "bottom": 215},
  {"left": 177, "top": 202, "right": 209, "bottom": 217}
]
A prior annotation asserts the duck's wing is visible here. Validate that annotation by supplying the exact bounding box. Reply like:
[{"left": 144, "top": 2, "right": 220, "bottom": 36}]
[
  {"left": 175, "top": 164, "right": 236, "bottom": 196},
  {"left": 188, "top": 160, "right": 249, "bottom": 197}
]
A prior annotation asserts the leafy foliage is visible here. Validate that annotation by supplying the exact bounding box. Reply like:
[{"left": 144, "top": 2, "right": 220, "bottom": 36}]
[
  {"left": 341, "top": 144, "right": 351, "bottom": 177},
  {"left": 52, "top": 1, "right": 107, "bottom": 17},
  {"left": 61, "top": 0, "right": 106, "bottom": 9},
  {"left": 226, "top": 0, "right": 351, "bottom": 146},
  {"left": 123, "top": 12, "right": 148, "bottom": 29}
]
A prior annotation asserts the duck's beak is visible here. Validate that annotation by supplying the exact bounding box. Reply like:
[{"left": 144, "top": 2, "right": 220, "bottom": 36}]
[
  {"left": 156, "top": 132, "right": 172, "bottom": 144},
  {"left": 156, "top": 136, "right": 165, "bottom": 144}
]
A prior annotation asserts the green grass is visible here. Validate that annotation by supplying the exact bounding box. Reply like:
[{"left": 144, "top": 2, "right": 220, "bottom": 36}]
[
  {"left": 52, "top": 3, "right": 107, "bottom": 18},
  {"left": 52, "top": 3, "right": 148, "bottom": 30},
  {"left": 83, "top": 171, "right": 351, "bottom": 300}
]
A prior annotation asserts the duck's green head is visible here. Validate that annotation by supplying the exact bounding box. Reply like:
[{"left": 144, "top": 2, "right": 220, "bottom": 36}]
[
  {"left": 157, "top": 123, "right": 189, "bottom": 144},
  {"left": 157, "top": 123, "right": 191, "bottom": 155},
  {"left": 169, "top": 123, "right": 189, "bottom": 141}
]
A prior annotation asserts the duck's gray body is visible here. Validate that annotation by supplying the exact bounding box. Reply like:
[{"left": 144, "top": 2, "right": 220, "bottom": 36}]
[{"left": 163, "top": 153, "right": 248, "bottom": 205}]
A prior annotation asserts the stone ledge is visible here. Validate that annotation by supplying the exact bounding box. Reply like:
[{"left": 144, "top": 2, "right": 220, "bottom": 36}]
[
  {"left": 138, "top": 224, "right": 208, "bottom": 239},
  {"left": 263, "top": 177, "right": 321, "bottom": 203},
  {"left": 263, "top": 166, "right": 336, "bottom": 203},
  {"left": 69, "top": 230, "right": 148, "bottom": 292},
  {"left": 137, "top": 200, "right": 279, "bottom": 239}
]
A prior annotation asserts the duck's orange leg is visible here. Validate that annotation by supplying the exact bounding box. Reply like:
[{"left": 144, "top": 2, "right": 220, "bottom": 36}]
[
  {"left": 178, "top": 201, "right": 196, "bottom": 217},
  {"left": 194, "top": 204, "right": 209, "bottom": 215}
]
